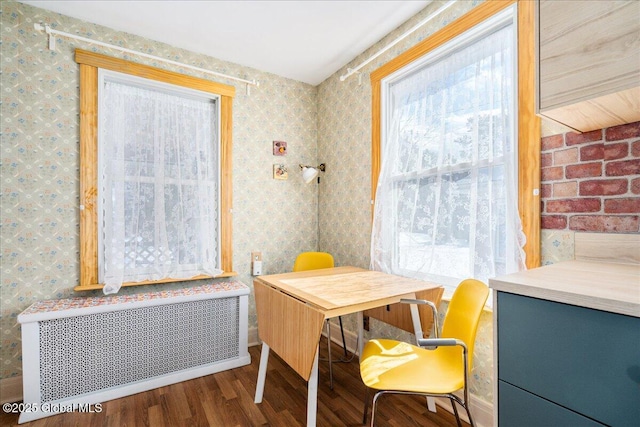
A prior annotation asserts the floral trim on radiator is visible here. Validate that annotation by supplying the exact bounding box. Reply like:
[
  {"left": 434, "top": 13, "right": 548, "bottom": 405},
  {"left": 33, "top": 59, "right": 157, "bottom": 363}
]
[{"left": 21, "top": 281, "right": 248, "bottom": 315}]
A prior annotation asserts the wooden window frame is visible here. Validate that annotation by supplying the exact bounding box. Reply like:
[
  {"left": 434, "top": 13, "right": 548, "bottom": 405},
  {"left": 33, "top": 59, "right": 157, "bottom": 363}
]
[
  {"left": 371, "top": 0, "right": 540, "bottom": 269},
  {"left": 75, "top": 49, "right": 236, "bottom": 291}
]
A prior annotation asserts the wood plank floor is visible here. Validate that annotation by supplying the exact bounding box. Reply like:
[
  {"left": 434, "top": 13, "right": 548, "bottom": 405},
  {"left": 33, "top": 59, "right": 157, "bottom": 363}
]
[{"left": 1, "top": 338, "right": 469, "bottom": 427}]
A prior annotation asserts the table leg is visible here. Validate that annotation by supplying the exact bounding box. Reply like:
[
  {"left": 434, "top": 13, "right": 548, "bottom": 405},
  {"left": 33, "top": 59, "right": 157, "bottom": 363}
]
[
  {"left": 306, "top": 347, "right": 319, "bottom": 427},
  {"left": 409, "top": 303, "right": 424, "bottom": 341},
  {"left": 254, "top": 342, "right": 270, "bottom": 403},
  {"left": 326, "top": 320, "right": 334, "bottom": 390},
  {"left": 408, "top": 302, "right": 437, "bottom": 413},
  {"left": 357, "top": 311, "right": 364, "bottom": 360}
]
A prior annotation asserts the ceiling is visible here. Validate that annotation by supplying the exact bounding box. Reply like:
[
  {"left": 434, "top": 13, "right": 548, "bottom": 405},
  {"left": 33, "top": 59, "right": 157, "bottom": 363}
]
[{"left": 20, "top": 1, "right": 431, "bottom": 86}]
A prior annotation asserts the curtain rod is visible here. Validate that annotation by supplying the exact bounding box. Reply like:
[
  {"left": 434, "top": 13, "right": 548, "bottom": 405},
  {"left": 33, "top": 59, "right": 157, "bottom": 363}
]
[
  {"left": 340, "top": 0, "right": 457, "bottom": 82},
  {"left": 34, "top": 23, "right": 260, "bottom": 92}
]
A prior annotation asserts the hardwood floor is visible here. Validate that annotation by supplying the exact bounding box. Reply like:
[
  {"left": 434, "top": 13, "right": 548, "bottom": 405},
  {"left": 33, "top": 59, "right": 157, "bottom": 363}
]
[{"left": 1, "top": 338, "right": 469, "bottom": 427}]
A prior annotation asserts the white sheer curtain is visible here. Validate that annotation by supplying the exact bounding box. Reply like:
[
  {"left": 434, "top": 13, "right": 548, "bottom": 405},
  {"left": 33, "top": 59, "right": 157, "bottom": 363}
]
[
  {"left": 100, "top": 80, "right": 222, "bottom": 294},
  {"left": 371, "top": 23, "right": 525, "bottom": 293}
]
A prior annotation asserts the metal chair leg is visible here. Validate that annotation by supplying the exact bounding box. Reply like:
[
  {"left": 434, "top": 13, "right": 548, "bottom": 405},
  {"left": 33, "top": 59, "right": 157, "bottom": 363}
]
[
  {"left": 370, "top": 391, "right": 383, "bottom": 427},
  {"left": 362, "top": 387, "right": 370, "bottom": 425},
  {"left": 326, "top": 320, "right": 334, "bottom": 390},
  {"left": 450, "top": 398, "right": 462, "bottom": 427},
  {"left": 463, "top": 402, "right": 475, "bottom": 427},
  {"left": 338, "top": 316, "right": 348, "bottom": 357}
]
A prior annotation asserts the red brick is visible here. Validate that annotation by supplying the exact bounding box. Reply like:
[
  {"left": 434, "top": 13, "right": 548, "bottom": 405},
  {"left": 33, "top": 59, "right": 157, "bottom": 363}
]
[
  {"left": 569, "top": 215, "right": 639, "bottom": 232},
  {"left": 604, "top": 142, "right": 628, "bottom": 161},
  {"left": 604, "top": 197, "right": 640, "bottom": 213},
  {"left": 541, "top": 134, "right": 563, "bottom": 151},
  {"left": 632, "top": 178, "right": 640, "bottom": 195},
  {"left": 579, "top": 179, "right": 628, "bottom": 196},
  {"left": 541, "top": 215, "right": 567, "bottom": 229},
  {"left": 566, "top": 129, "right": 602, "bottom": 146},
  {"left": 565, "top": 162, "right": 602, "bottom": 179},
  {"left": 554, "top": 148, "right": 578, "bottom": 165},
  {"left": 632, "top": 140, "right": 640, "bottom": 157},
  {"left": 605, "top": 121, "right": 640, "bottom": 141},
  {"left": 541, "top": 183, "right": 552, "bottom": 198},
  {"left": 541, "top": 152, "right": 553, "bottom": 168},
  {"left": 541, "top": 166, "right": 564, "bottom": 181},
  {"left": 569, "top": 216, "right": 605, "bottom": 232},
  {"left": 580, "top": 143, "right": 604, "bottom": 161},
  {"left": 554, "top": 181, "right": 577, "bottom": 197},
  {"left": 546, "top": 198, "right": 601, "bottom": 213},
  {"left": 605, "top": 159, "right": 640, "bottom": 176}
]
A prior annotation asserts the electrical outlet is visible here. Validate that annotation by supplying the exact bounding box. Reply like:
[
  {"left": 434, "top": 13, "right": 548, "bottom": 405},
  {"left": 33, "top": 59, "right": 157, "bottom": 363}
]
[{"left": 251, "top": 252, "right": 262, "bottom": 276}]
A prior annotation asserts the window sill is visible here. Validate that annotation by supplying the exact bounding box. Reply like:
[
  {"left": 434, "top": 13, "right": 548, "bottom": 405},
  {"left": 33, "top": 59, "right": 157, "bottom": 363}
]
[
  {"left": 440, "top": 290, "right": 494, "bottom": 313},
  {"left": 74, "top": 271, "right": 239, "bottom": 292}
]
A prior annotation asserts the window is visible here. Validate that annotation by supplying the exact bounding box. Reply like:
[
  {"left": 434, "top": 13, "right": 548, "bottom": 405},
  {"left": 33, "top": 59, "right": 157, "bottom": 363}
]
[
  {"left": 371, "top": 1, "right": 540, "bottom": 294},
  {"left": 98, "top": 73, "right": 222, "bottom": 293},
  {"left": 76, "top": 50, "right": 236, "bottom": 292}
]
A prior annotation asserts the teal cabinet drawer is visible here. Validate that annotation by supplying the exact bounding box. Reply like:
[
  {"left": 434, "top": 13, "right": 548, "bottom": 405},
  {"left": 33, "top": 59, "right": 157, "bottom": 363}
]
[
  {"left": 497, "top": 292, "right": 640, "bottom": 427},
  {"left": 499, "top": 380, "right": 604, "bottom": 427}
]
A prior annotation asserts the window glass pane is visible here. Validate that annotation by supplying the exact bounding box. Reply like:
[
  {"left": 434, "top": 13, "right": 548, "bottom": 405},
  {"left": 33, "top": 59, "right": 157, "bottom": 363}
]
[
  {"left": 100, "top": 78, "right": 222, "bottom": 291},
  {"left": 372, "top": 12, "right": 523, "bottom": 294}
]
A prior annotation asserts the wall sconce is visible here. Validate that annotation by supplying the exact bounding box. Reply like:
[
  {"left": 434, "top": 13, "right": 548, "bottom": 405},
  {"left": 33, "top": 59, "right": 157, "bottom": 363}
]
[{"left": 299, "top": 163, "right": 326, "bottom": 184}]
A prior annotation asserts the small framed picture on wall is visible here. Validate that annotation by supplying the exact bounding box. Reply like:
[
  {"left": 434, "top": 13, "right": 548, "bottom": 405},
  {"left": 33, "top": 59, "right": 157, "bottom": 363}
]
[
  {"left": 273, "top": 141, "right": 287, "bottom": 156},
  {"left": 273, "top": 164, "right": 288, "bottom": 180}
]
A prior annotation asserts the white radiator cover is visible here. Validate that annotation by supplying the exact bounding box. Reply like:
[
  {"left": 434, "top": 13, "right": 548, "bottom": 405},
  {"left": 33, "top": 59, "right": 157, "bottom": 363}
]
[{"left": 18, "top": 281, "right": 250, "bottom": 423}]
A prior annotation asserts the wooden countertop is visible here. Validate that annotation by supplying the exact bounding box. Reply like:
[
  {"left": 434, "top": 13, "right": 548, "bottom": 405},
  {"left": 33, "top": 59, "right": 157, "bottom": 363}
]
[{"left": 489, "top": 260, "right": 640, "bottom": 318}]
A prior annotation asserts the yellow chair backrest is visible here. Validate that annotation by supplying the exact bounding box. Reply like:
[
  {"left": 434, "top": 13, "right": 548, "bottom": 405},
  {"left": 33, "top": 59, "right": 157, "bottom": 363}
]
[
  {"left": 441, "top": 278, "right": 489, "bottom": 370},
  {"left": 293, "top": 252, "right": 334, "bottom": 272}
]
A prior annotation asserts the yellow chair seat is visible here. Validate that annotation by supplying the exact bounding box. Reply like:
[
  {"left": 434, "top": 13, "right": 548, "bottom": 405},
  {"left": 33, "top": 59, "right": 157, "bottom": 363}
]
[{"left": 361, "top": 338, "right": 464, "bottom": 394}]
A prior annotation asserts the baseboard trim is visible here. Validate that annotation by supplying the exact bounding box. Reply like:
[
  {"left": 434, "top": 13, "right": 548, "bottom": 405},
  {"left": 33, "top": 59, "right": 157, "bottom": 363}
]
[
  {"left": 435, "top": 395, "right": 493, "bottom": 427},
  {"left": 0, "top": 376, "right": 23, "bottom": 404},
  {"left": 325, "top": 319, "right": 360, "bottom": 354},
  {"left": 248, "top": 326, "right": 260, "bottom": 347}
]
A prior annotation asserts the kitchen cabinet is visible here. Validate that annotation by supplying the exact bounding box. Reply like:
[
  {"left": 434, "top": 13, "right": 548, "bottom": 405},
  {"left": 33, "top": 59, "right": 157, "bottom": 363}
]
[
  {"left": 490, "top": 258, "right": 640, "bottom": 426},
  {"left": 537, "top": 0, "right": 640, "bottom": 132}
]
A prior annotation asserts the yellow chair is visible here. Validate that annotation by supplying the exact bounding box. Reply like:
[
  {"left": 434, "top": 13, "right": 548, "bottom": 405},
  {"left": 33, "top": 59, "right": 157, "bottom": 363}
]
[
  {"left": 360, "top": 279, "right": 489, "bottom": 427},
  {"left": 293, "top": 251, "right": 347, "bottom": 389},
  {"left": 293, "top": 251, "right": 335, "bottom": 272}
]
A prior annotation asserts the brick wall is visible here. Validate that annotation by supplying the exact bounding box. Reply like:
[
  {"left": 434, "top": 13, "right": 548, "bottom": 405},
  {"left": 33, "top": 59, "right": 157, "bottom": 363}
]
[{"left": 540, "top": 121, "right": 640, "bottom": 232}]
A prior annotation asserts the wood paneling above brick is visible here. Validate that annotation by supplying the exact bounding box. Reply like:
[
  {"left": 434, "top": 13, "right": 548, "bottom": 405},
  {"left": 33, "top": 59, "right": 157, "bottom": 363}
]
[{"left": 541, "top": 121, "right": 640, "bottom": 233}]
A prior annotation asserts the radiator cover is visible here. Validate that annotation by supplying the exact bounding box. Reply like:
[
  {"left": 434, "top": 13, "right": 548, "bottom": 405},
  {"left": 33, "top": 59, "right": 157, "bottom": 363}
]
[{"left": 18, "top": 281, "right": 250, "bottom": 423}]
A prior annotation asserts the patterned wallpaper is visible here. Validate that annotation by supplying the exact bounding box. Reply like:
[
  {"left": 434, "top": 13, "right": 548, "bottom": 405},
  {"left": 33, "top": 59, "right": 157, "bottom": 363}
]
[
  {"left": 1, "top": 0, "right": 584, "bottom": 407},
  {"left": 1, "top": 0, "right": 319, "bottom": 380}
]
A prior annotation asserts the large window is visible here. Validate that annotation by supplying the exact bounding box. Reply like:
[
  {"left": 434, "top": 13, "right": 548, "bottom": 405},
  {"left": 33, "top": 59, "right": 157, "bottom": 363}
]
[
  {"left": 98, "top": 73, "right": 221, "bottom": 293},
  {"left": 76, "top": 50, "right": 236, "bottom": 293},
  {"left": 371, "top": 1, "right": 540, "bottom": 294}
]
